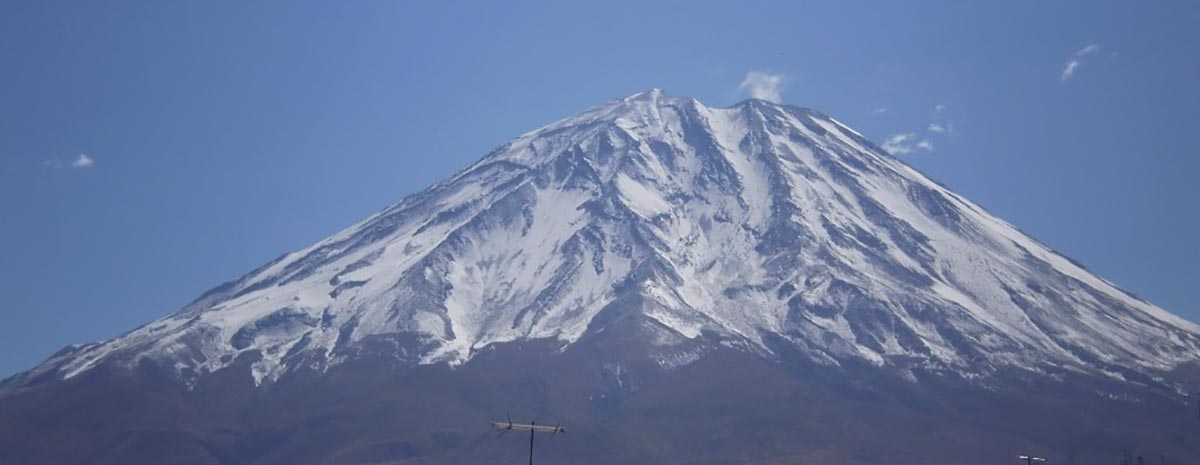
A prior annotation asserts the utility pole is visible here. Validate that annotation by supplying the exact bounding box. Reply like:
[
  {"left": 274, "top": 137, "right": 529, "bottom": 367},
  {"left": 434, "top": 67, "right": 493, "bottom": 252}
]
[{"left": 491, "top": 416, "right": 566, "bottom": 465}]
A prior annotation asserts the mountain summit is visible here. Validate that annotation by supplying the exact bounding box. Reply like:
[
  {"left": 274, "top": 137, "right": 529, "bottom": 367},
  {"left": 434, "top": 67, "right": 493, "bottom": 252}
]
[
  {"left": 11, "top": 90, "right": 1199, "bottom": 392},
  {"left": 4, "top": 90, "right": 1200, "bottom": 465}
]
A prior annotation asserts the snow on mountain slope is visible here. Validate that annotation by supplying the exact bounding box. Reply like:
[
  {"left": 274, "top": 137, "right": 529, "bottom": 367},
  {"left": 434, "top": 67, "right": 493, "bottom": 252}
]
[{"left": 22, "top": 89, "right": 1200, "bottom": 388}]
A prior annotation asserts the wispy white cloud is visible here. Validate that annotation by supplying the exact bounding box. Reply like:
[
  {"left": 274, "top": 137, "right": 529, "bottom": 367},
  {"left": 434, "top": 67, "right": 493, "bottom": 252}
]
[
  {"left": 43, "top": 159, "right": 64, "bottom": 170},
  {"left": 871, "top": 107, "right": 888, "bottom": 115},
  {"left": 932, "top": 104, "right": 946, "bottom": 116},
  {"left": 882, "top": 133, "right": 934, "bottom": 155},
  {"left": 882, "top": 133, "right": 916, "bottom": 154},
  {"left": 738, "top": 71, "right": 785, "bottom": 103},
  {"left": 1061, "top": 44, "right": 1100, "bottom": 81},
  {"left": 72, "top": 153, "right": 94, "bottom": 168},
  {"left": 1061, "top": 61, "right": 1081, "bottom": 80},
  {"left": 928, "top": 123, "right": 947, "bottom": 134}
]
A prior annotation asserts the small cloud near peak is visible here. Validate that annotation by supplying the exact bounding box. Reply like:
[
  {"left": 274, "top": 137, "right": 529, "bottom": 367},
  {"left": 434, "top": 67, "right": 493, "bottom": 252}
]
[
  {"left": 882, "top": 133, "right": 916, "bottom": 155},
  {"left": 882, "top": 133, "right": 934, "bottom": 155},
  {"left": 72, "top": 154, "right": 94, "bottom": 168},
  {"left": 1061, "top": 44, "right": 1100, "bottom": 81},
  {"left": 738, "top": 71, "right": 785, "bottom": 103}
]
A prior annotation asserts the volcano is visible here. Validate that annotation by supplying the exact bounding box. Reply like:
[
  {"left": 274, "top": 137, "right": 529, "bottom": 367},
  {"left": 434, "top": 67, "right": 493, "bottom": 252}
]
[{"left": 3, "top": 90, "right": 1198, "bottom": 465}]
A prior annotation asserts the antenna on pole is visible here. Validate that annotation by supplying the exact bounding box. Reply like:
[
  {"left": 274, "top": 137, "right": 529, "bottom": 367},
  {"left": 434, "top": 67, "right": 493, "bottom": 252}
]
[
  {"left": 1018, "top": 454, "right": 1047, "bottom": 465},
  {"left": 491, "top": 416, "right": 566, "bottom": 465}
]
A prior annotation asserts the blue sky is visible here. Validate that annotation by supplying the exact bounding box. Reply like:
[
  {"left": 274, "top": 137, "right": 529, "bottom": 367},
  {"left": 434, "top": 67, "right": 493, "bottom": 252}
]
[{"left": 2, "top": 1, "right": 1198, "bottom": 377}]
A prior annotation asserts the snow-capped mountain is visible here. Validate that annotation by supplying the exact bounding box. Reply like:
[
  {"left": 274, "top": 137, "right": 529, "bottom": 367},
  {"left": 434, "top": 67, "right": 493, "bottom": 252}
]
[
  {"left": 18, "top": 89, "right": 1200, "bottom": 390},
  {"left": 6, "top": 90, "right": 1200, "bottom": 465}
]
